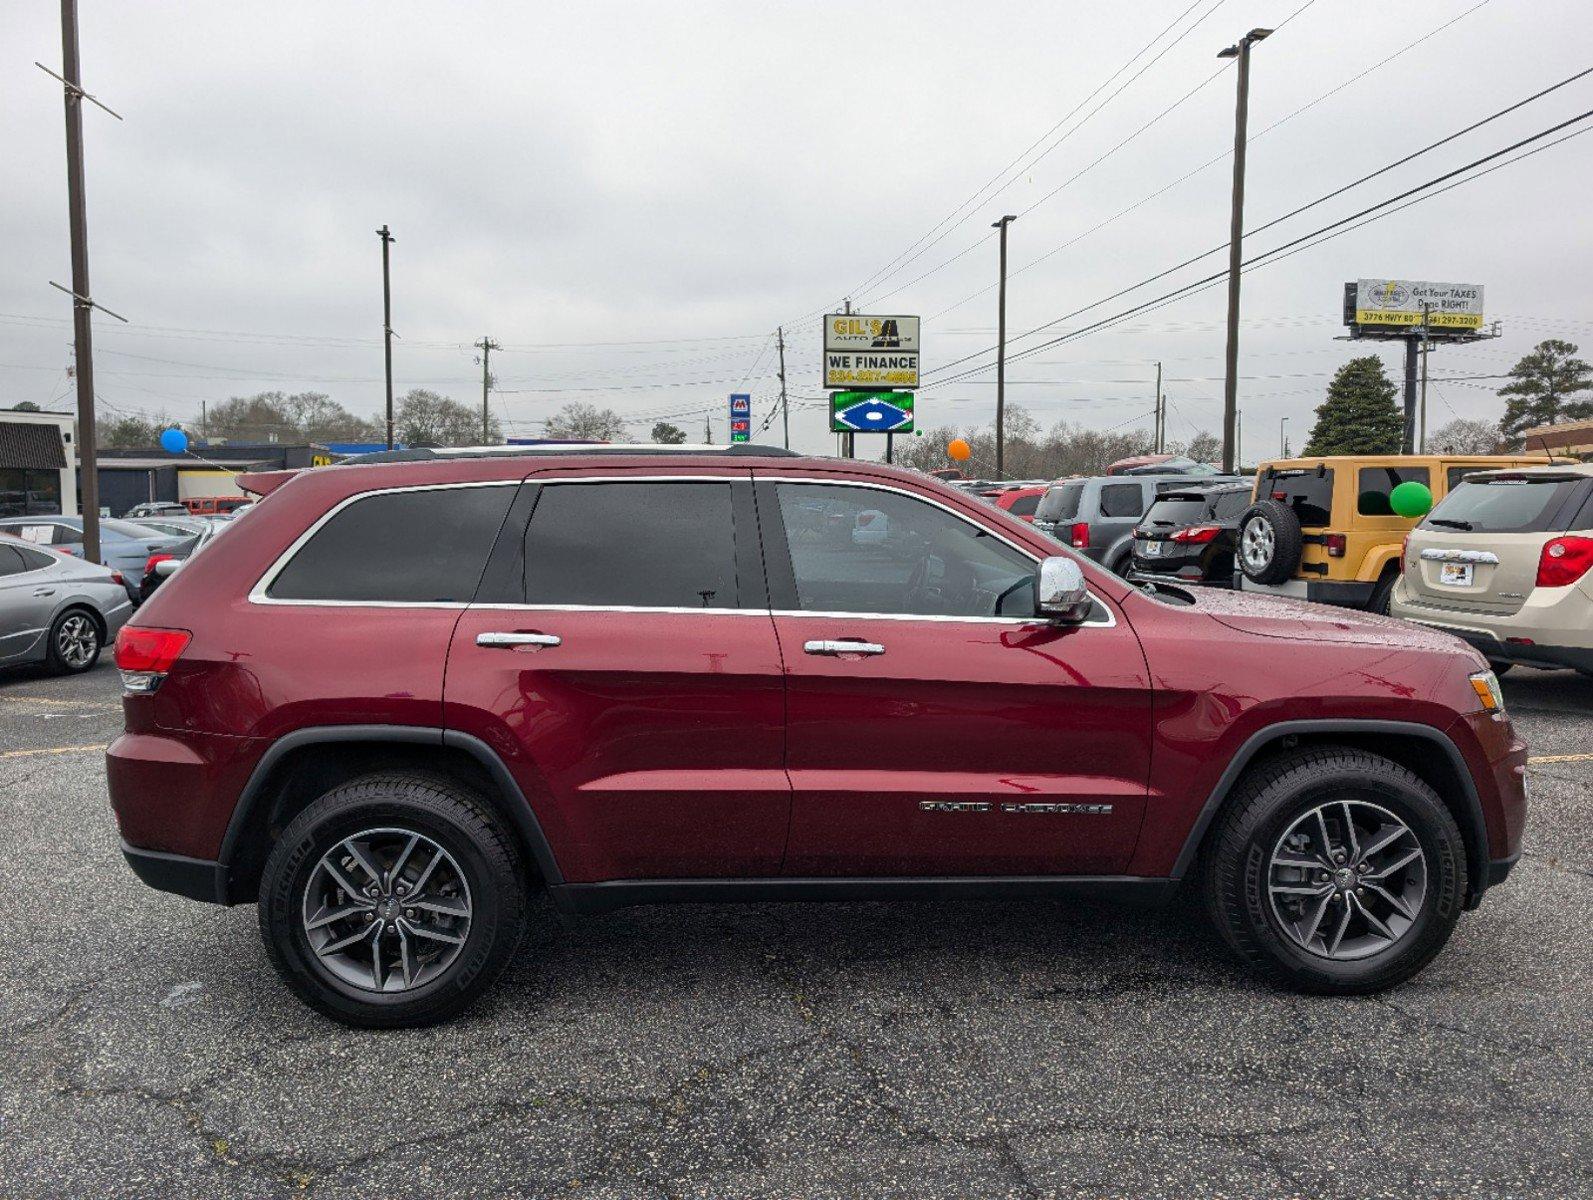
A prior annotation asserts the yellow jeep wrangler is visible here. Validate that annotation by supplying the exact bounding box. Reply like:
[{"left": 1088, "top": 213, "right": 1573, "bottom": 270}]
[{"left": 1237, "top": 453, "right": 1565, "bottom": 611}]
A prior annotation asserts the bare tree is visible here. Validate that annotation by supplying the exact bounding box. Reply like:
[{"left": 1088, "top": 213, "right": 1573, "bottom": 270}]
[
  {"left": 395, "top": 389, "right": 499, "bottom": 447},
  {"left": 1427, "top": 417, "right": 1500, "bottom": 454},
  {"left": 544, "top": 402, "right": 628, "bottom": 442}
]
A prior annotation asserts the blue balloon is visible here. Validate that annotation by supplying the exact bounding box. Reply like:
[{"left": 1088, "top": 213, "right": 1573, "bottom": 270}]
[{"left": 159, "top": 427, "right": 189, "bottom": 454}]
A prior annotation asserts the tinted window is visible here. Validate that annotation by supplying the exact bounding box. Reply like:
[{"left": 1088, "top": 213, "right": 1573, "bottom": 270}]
[
  {"left": 522, "top": 482, "right": 738, "bottom": 608},
  {"left": 776, "top": 483, "right": 1036, "bottom": 618},
  {"left": 1007, "top": 493, "right": 1040, "bottom": 517},
  {"left": 1261, "top": 470, "right": 1335, "bottom": 527},
  {"left": 14, "top": 544, "right": 55, "bottom": 571},
  {"left": 1035, "top": 482, "right": 1084, "bottom": 523},
  {"left": 268, "top": 485, "right": 515, "bottom": 602},
  {"left": 1213, "top": 490, "right": 1252, "bottom": 520},
  {"left": 1098, "top": 483, "right": 1145, "bottom": 519},
  {"left": 0, "top": 545, "right": 28, "bottom": 576},
  {"left": 1422, "top": 478, "right": 1588, "bottom": 534},
  {"left": 1357, "top": 467, "right": 1431, "bottom": 516},
  {"left": 1143, "top": 496, "right": 1211, "bottom": 527}
]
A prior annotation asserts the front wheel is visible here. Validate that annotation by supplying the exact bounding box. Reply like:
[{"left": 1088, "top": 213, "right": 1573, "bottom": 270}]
[
  {"left": 1202, "top": 747, "right": 1467, "bottom": 994},
  {"left": 259, "top": 774, "right": 528, "bottom": 1028}
]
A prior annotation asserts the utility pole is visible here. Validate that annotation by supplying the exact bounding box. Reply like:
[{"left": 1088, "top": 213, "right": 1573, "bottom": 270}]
[
  {"left": 1217, "top": 28, "right": 1272, "bottom": 474},
  {"left": 51, "top": 0, "right": 123, "bottom": 563},
  {"left": 1153, "top": 361, "right": 1164, "bottom": 452},
  {"left": 1418, "top": 302, "right": 1431, "bottom": 453},
  {"left": 991, "top": 215, "right": 1017, "bottom": 479},
  {"left": 703, "top": 412, "right": 712, "bottom": 444},
  {"left": 474, "top": 336, "right": 499, "bottom": 443},
  {"left": 377, "top": 224, "right": 395, "bottom": 448},
  {"left": 1401, "top": 334, "right": 1420, "bottom": 454},
  {"left": 777, "top": 325, "right": 789, "bottom": 449}
]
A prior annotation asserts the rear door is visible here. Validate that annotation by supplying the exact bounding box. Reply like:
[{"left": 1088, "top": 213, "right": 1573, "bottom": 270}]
[
  {"left": 1407, "top": 474, "right": 1593, "bottom": 613},
  {"left": 761, "top": 474, "right": 1153, "bottom": 877},
  {"left": 444, "top": 471, "right": 790, "bottom": 882},
  {"left": 0, "top": 544, "right": 52, "bottom": 663}
]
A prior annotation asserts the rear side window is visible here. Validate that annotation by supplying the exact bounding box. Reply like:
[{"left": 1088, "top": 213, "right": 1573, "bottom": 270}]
[
  {"left": 0, "top": 545, "right": 29, "bottom": 576},
  {"left": 522, "top": 482, "right": 739, "bottom": 609},
  {"left": 1098, "top": 483, "right": 1145, "bottom": 519},
  {"left": 267, "top": 485, "right": 515, "bottom": 602},
  {"left": 1422, "top": 478, "right": 1589, "bottom": 534},
  {"left": 1262, "top": 470, "right": 1335, "bottom": 527},
  {"left": 1035, "top": 482, "right": 1084, "bottom": 523},
  {"left": 1357, "top": 467, "right": 1431, "bottom": 516}
]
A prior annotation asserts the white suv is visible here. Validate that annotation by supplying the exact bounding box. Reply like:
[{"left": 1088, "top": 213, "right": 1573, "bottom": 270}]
[{"left": 1391, "top": 464, "right": 1593, "bottom": 676}]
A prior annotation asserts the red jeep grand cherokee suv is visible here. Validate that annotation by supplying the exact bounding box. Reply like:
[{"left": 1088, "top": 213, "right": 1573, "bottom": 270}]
[{"left": 108, "top": 445, "right": 1527, "bottom": 1027}]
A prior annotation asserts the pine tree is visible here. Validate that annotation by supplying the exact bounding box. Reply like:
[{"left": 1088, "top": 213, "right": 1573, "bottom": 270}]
[
  {"left": 1303, "top": 356, "right": 1403, "bottom": 455},
  {"left": 1497, "top": 339, "right": 1593, "bottom": 440}
]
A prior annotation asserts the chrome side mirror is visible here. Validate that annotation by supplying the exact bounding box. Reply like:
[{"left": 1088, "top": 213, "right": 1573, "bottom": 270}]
[{"left": 1037, "top": 556, "right": 1092, "bottom": 623}]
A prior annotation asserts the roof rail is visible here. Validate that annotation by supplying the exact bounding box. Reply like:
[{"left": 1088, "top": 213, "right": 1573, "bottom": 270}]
[{"left": 333, "top": 442, "right": 803, "bottom": 466}]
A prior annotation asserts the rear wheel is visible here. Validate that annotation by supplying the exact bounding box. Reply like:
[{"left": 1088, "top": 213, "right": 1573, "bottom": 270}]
[
  {"left": 1202, "top": 747, "right": 1466, "bottom": 994},
  {"left": 46, "top": 608, "right": 101, "bottom": 674},
  {"left": 259, "top": 774, "right": 528, "bottom": 1028}
]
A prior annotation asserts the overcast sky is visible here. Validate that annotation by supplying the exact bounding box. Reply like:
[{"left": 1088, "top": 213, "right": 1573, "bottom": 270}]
[{"left": 4, "top": 0, "right": 1591, "bottom": 461}]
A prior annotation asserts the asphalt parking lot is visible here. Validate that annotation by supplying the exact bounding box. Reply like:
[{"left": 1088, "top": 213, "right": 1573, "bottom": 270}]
[{"left": 0, "top": 661, "right": 1588, "bottom": 1199}]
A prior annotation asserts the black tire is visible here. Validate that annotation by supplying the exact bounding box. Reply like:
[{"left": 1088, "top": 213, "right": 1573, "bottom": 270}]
[
  {"left": 1368, "top": 571, "right": 1397, "bottom": 615},
  {"left": 1201, "top": 746, "right": 1467, "bottom": 994},
  {"left": 1237, "top": 500, "right": 1304, "bottom": 585},
  {"left": 45, "top": 607, "right": 102, "bottom": 674},
  {"left": 259, "top": 774, "right": 528, "bottom": 1028}
]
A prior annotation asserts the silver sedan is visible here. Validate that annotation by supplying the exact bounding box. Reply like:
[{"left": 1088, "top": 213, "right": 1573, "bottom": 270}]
[{"left": 0, "top": 534, "right": 134, "bottom": 674}]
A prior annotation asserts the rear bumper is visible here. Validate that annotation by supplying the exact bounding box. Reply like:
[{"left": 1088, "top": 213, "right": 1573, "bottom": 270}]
[
  {"left": 1460, "top": 636, "right": 1593, "bottom": 673},
  {"left": 121, "top": 841, "right": 229, "bottom": 905},
  {"left": 1241, "top": 577, "right": 1377, "bottom": 606}
]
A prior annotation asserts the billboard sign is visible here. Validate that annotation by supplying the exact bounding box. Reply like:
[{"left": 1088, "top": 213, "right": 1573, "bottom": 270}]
[
  {"left": 830, "top": 390, "right": 914, "bottom": 434},
  {"left": 728, "top": 393, "right": 751, "bottom": 443},
  {"left": 824, "top": 314, "right": 920, "bottom": 389},
  {"left": 1351, "top": 279, "right": 1485, "bottom": 331}
]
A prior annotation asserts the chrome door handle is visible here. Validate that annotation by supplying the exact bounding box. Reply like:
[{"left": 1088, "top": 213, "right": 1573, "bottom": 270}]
[
  {"left": 803, "top": 639, "right": 885, "bottom": 657},
  {"left": 476, "top": 631, "right": 561, "bottom": 648}
]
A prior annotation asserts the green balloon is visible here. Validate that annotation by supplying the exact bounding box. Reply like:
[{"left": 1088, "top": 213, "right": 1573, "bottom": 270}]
[{"left": 1389, "top": 480, "right": 1433, "bottom": 518}]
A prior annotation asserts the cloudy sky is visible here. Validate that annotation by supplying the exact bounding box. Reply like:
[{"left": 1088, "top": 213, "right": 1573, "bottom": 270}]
[{"left": 4, "top": 0, "right": 1591, "bottom": 460}]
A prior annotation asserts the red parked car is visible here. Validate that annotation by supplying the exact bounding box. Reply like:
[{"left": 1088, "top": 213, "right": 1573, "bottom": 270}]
[
  {"left": 108, "top": 445, "right": 1526, "bottom": 1026},
  {"left": 988, "top": 484, "right": 1048, "bottom": 523}
]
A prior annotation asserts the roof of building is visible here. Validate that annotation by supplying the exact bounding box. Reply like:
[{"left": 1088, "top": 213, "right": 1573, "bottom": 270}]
[{"left": 0, "top": 419, "right": 67, "bottom": 471}]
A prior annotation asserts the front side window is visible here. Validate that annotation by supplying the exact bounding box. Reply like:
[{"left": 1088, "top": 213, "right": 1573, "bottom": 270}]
[
  {"left": 1098, "top": 484, "right": 1145, "bottom": 519},
  {"left": 776, "top": 483, "right": 1036, "bottom": 618},
  {"left": 267, "top": 485, "right": 515, "bottom": 602},
  {"left": 1006, "top": 492, "right": 1041, "bottom": 518},
  {"left": 1358, "top": 467, "right": 1431, "bottom": 517},
  {"left": 0, "top": 521, "right": 63, "bottom": 546},
  {"left": 522, "top": 482, "right": 739, "bottom": 609}
]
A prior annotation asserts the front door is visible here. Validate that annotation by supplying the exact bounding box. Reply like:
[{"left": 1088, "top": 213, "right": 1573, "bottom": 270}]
[
  {"left": 761, "top": 477, "right": 1153, "bottom": 877},
  {"left": 444, "top": 472, "right": 790, "bottom": 882}
]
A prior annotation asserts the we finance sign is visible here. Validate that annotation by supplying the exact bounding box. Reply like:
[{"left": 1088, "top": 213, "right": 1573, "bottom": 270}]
[{"left": 824, "top": 314, "right": 920, "bottom": 389}]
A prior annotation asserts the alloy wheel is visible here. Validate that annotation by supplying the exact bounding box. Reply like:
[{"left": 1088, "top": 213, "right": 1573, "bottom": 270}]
[
  {"left": 1267, "top": 799, "right": 1427, "bottom": 961},
  {"left": 55, "top": 614, "right": 98, "bottom": 669},
  {"left": 1241, "top": 518, "right": 1275, "bottom": 572},
  {"left": 302, "top": 827, "right": 473, "bottom": 993}
]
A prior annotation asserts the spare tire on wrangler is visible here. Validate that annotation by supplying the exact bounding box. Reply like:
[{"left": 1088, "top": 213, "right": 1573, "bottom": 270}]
[{"left": 1238, "top": 499, "right": 1304, "bottom": 585}]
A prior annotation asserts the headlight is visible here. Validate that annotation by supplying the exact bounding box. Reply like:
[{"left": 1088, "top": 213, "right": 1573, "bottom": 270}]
[{"left": 1469, "top": 669, "right": 1505, "bottom": 714}]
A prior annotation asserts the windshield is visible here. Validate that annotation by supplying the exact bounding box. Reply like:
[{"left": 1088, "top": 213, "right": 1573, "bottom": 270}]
[
  {"left": 1036, "top": 482, "right": 1085, "bottom": 523},
  {"left": 1423, "top": 477, "right": 1585, "bottom": 534}
]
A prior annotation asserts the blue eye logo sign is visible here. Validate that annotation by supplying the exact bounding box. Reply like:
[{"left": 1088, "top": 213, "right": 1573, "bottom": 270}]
[{"left": 830, "top": 391, "right": 914, "bottom": 434}]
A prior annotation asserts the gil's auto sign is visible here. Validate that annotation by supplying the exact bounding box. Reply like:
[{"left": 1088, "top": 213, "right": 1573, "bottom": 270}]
[
  {"left": 1351, "top": 279, "right": 1485, "bottom": 331},
  {"left": 823, "top": 314, "right": 920, "bottom": 389}
]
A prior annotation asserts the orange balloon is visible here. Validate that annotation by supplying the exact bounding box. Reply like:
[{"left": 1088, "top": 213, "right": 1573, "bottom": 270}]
[{"left": 947, "top": 438, "right": 971, "bottom": 462}]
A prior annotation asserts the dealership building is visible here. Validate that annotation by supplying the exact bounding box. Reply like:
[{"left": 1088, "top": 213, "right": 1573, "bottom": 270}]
[{"left": 0, "top": 409, "right": 78, "bottom": 518}]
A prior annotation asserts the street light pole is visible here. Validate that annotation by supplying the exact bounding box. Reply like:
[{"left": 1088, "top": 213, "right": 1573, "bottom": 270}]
[
  {"left": 1216, "top": 28, "right": 1271, "bottom": 475},
  {"left": 991, "top": 215, "right": 1017, "bottom": 480},
  {"left": 1280, "top": 415, "right": 1290, "bottom": 458}
]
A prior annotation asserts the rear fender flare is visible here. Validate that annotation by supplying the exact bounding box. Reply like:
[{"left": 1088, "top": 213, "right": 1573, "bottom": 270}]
[{"left": 218, "top": 724, "right": 564, "bottom": 888}]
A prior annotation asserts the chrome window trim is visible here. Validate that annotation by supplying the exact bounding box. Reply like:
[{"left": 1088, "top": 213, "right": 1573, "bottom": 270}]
[
  {"left": 761, "top": 475, "right": 1118, "bottom": 628},
  {"left": 1418, "top": 548, "right": 1501, "bottom": 565},
  {"left": 248, "top": 480, "right": 519, "bottom": 607}
]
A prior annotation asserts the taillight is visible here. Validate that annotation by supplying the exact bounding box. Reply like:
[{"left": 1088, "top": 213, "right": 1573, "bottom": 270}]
[
  {"left": 145, "top": 553, "right": 174, "bottom": 575},
  {"left": 1325, "top": 533, "right": 1347, "bottom": 557},
  {"left": 1536, "top": 535, "right": 1593, "bottom": 588},
  {"left": 1171, "top": 525, "right": 1220, "bottom": 544},
  {"left": 1069, "top": 521, "right": 1090, "bottom": 548},
  {"left": 1399, "top": 532, "right": 1411, "bottom": 572},
  {"left": 109, "top": 571, "right": 125, "bottom": 586},
  {"left": 114, "top": 626, "right": 191, "bottom": 694}
]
